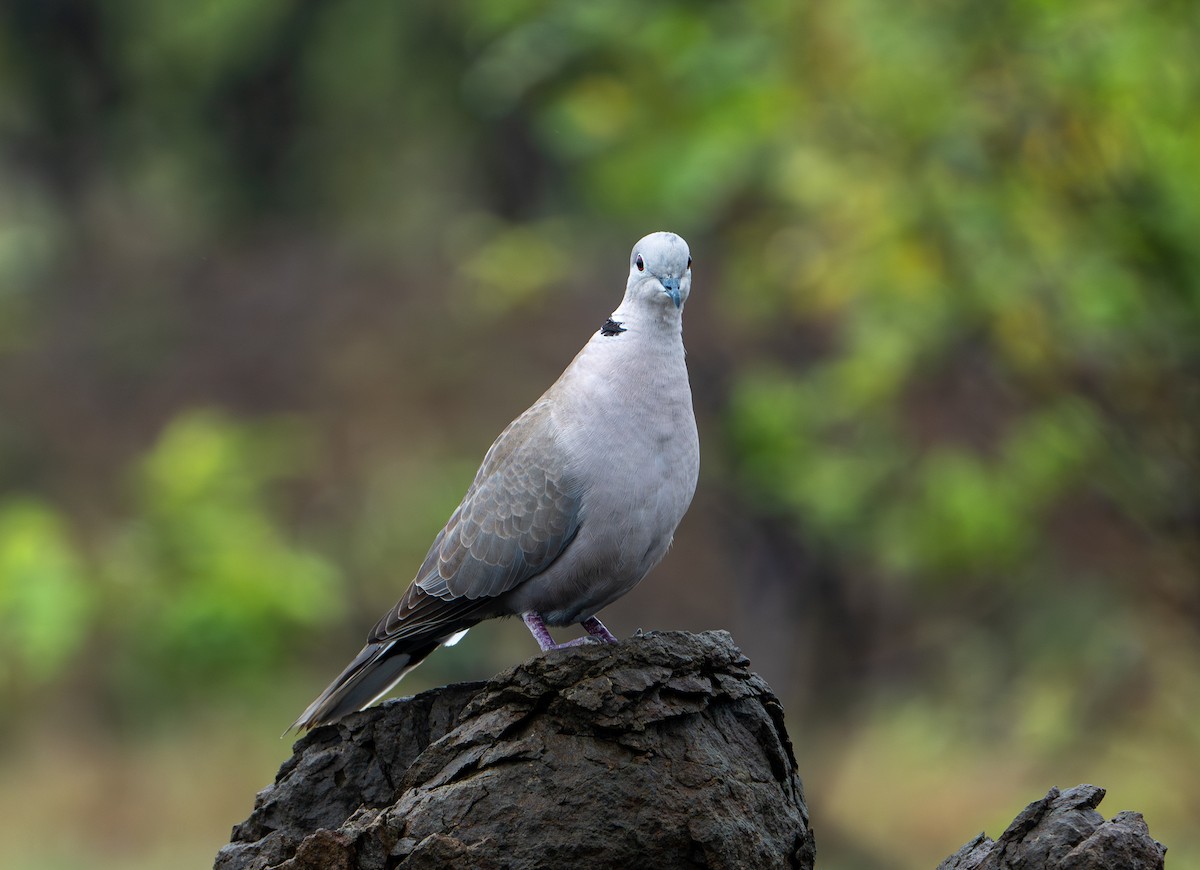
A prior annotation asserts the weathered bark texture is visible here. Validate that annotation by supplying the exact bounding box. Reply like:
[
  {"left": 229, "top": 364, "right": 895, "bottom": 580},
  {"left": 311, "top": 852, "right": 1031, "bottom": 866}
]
[
  {"left": 938, "top": 783, "right": 1166, "bottom": 870},
  {"left": 216, "top": 630, "right": 815, "bottom": 870}
]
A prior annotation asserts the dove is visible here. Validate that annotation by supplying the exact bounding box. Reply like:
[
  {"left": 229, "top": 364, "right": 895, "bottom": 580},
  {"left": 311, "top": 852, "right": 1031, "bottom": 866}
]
[{"left": 292, "top": 231, "right": 699, "bottom": 731}]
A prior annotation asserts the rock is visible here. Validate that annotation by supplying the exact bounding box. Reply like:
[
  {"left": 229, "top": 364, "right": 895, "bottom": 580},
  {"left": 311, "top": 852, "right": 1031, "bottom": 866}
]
[
  {"left": 216, "top": 630, "right": 815, "bottom": 870},
  {"left": 937, "top": 784, "right": 1167, "bottom": 870}
]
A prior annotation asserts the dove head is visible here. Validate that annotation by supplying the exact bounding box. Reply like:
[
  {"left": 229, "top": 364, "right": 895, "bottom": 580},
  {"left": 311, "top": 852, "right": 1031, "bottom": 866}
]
[{"left": 626, "top": 231, "right": 692, "bottom": 311}]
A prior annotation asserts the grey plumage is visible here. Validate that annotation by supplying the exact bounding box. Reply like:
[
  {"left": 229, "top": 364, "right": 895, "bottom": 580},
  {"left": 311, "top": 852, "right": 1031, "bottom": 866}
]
[{"left": 292, "top": 231, "right": 699, "bottom": 732}]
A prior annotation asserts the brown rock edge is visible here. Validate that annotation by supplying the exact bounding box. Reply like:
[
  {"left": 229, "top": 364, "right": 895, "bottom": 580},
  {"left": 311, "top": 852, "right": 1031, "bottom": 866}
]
[{"left": 216, "top": 630, "right": 815, "bottom": 870}]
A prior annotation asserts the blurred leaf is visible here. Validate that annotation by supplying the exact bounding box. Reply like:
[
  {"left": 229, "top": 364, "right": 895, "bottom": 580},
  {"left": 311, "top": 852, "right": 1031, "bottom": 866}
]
[
  {"left": 457, "top": 220, "right": 574, "bottom": 313},
  {"left": 106, "top": 411, "right": 343, "bottom": 704},
  {"left": 0, "top": 499, "right": 92, "bottom": 686}
]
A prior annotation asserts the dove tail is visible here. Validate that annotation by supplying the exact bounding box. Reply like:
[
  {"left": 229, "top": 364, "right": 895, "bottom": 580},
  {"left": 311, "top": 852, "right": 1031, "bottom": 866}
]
[{"left": 288, "top": 628, "right": 468, "bottom": 734}]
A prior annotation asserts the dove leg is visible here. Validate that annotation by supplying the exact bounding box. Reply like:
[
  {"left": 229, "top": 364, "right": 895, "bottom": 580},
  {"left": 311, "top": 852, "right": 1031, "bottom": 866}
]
[
  {"left": 522, "top": 611, "right": 598, "bottom": 651},
  {"left": 522, "top": 611, "right": 557, "bottom": 650},
  {"left": 580, "top": 615, "right": 619, "bottom": 643}
]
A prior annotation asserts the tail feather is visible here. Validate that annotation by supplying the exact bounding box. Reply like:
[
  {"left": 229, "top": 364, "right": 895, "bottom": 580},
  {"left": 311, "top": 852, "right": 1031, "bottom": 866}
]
[
  {"left": 291, "top": 585, "right": 492, "bottom": 734},
  {"left": 289, "top": 636, "right": 443, "bottom": 733}
]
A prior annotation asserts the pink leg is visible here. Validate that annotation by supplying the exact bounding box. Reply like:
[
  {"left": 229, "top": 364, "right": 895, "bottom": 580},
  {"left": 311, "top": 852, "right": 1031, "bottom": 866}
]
[
  {"left": 581, "top": 615, "right": 619, "bottom": 643},
  {"left": 522, "top": 611, "right": 557, "bottom": 650},
  {"left": 522, "top": 611, "right": 617, "bottom": 651}
]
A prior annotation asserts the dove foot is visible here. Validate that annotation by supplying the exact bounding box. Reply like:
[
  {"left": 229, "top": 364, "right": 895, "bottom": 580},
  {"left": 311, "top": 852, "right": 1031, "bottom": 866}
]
[
  {"left": 555, "top": 636, "right": 601, "bottom": 648},
  {"left": 523, "top": 611, "right": 617, "bottom": 651}
]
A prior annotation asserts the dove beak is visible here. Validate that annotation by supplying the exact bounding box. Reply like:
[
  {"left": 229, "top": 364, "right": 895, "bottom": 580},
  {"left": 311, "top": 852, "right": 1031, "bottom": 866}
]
[{"left": 661, "top": 276, "right": 682, "bottom": 308}]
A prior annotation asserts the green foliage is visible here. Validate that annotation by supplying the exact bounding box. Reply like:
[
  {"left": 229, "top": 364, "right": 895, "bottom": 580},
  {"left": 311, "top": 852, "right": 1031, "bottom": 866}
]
[
  {"left": 714, "top": 1, "right": 1199, "bottom": 610},
  {"left": 105, "top": 411, "right": 343, "bottom": 703},
  {"left": 457, "top": 218, "right": 576, "bottom": 312},
  {"left": 0, "top": 412, "right": 343, "bottom": 712},
  {"left": 0, "top": 499, "right": 92, "bottom": 688}
]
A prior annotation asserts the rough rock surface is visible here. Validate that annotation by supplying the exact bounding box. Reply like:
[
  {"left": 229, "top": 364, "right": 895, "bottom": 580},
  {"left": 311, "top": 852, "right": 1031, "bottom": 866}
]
[
  {"left": 216, "top": 630, "right": 815, "bottom": 870},
  {"left": 938, "top": 784, "right": 1166, "bottom": 870}
]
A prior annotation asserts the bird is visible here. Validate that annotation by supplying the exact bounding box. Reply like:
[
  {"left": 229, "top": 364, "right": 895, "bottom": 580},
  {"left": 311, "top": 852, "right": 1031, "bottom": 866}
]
[{"left": 291, "top": 231, "right": 699, "bottom": 732}]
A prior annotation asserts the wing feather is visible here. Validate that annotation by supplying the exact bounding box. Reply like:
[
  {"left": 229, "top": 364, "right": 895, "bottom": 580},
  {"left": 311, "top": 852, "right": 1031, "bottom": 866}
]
[{"left": 369, "top": 402, "right": 584, "bottom": 642}]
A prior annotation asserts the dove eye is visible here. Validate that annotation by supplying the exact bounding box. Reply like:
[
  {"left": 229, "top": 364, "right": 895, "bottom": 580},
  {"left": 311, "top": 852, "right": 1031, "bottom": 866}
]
[
  {"left": 687, "top": 257, "right": 692, "bottom": 270},
  {"left": 635, "top": 254, "right": 645, "bottom": 271}
]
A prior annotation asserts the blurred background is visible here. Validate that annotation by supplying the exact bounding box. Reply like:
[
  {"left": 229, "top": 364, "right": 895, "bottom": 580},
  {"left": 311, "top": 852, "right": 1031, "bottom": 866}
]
[{"left": 0, "top": 1, "right": 1197, "bottom": 867}]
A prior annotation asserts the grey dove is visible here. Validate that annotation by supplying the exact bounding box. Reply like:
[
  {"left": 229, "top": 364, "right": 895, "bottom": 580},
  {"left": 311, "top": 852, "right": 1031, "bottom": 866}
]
[{"left": 292, "top": 231, "right": 699, "bottom": 731}]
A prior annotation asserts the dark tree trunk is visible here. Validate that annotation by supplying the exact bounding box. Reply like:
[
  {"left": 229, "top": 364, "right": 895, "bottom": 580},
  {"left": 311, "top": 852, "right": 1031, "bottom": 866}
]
[
  {"left": 215, "top": 630, "right": 1167, "bottom": 870},
  {"left": 216, "top": 631, "right": 814, "bottom": 870}
]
